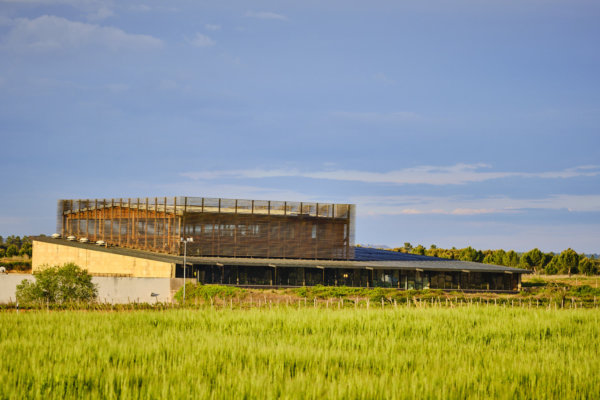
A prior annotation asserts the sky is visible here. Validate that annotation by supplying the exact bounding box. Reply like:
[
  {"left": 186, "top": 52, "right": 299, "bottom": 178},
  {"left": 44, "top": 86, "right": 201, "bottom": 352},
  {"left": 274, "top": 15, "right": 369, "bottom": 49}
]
[{"left": 0, "top": 0, "right": 599, "bottom": 253}]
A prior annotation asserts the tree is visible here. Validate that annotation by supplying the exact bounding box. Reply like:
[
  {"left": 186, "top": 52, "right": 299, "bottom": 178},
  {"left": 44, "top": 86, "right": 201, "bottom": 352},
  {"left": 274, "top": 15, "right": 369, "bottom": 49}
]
[
  {"left": 5, "top": 245, "right": 18, "bottom": 258},
  {"left": 578, "top": 257, "right": 597, "bottom": 276},
  {"left": 544, "top": 256, "right": 559, "bottom": 274},
  {"left": 483, "top": 253, "right": 494, "bottom": 265},
  {"left": 18, "top": 243, "right": 32, "bottom": 258},
  {"left": 557, "top": 248, "right": 579, "bottom": 276},
  {"left": 16, "top": 263, "right": 97, "bottom": 304},
  {"left": 459, "top": 247, "right": 483, "bottom": 262},
  {"left": 403, "top": 242, "right": 413, "bottom": 252},
  {"left": 520, "top": 248, "right": 544, "bottom": 273},
  {"left": 502, "top": 250, "right": 520, "bottom": 267},
  {"left": 411, "top": 245, "right": 426, "bottom": 255},
  {"left": 5, "top": 235, "right": 22, "bottom": 248},
  {"left": 0, "top": 248, "right": 5, "bottom": 258}
]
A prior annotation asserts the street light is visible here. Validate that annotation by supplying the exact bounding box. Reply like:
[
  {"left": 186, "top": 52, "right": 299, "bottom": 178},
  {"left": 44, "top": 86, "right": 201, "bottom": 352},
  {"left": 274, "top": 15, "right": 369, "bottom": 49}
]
[{"left": 181, "top": 237, "right": 194, "bottom": 304}]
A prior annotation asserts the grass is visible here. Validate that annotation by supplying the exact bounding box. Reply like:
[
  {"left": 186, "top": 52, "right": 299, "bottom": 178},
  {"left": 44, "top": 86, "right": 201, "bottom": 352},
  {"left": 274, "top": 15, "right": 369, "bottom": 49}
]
[
  {"left": 1, "top": 307, "right": 599, "bottom": 399},
  {"left": 522, "top": 274, "right": 600, "bottom": 288}
]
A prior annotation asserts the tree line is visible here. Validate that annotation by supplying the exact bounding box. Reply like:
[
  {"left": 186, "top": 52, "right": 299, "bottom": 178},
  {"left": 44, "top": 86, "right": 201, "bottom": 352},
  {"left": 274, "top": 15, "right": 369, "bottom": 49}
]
[
  {"left": 0, "top": 235, "right": 33, "bottom": 258},
  {"left": 392, "top": 243, "right": 599, "bottom": 276}
]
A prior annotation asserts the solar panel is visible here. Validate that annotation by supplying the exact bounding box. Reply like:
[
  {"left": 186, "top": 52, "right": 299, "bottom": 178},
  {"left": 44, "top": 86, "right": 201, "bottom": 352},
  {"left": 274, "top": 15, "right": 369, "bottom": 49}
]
[{"left": 353, "top": 246, "right": 446, "bottom": 262}]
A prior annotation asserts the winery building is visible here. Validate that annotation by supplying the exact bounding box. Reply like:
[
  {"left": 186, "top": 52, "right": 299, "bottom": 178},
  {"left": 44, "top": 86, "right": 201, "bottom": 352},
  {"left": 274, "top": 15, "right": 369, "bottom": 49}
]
[{"left": 32, "top": 196, "right": 527, "bottom": 292}]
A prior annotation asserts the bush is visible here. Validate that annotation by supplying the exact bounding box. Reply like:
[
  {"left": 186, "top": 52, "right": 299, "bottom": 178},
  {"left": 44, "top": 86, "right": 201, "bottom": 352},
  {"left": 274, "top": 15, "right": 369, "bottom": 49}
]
[
  {"left": 174, "top": 283, "right": 246, "bottom": 303},
  {"left": 567, "top": 285, "right": 600, "bottom": 298},
  {"left": 522, "top": 277, "right": 547, "bottom": 287},
  {"left": 16, "top": 263, "right": 97, "bottom": 304}
]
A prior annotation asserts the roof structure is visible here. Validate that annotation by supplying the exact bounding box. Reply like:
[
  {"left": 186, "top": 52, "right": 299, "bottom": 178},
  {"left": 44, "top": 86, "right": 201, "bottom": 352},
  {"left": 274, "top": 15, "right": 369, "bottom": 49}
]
[{"left": 33, "top": 236, "right": 529, "bottom": 274}]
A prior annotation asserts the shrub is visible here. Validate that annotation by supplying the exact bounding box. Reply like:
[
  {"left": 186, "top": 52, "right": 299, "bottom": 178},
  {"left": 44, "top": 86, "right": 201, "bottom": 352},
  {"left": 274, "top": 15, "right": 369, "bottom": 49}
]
[
  {"left": 174, "top": 284, "right": 246, "bottom": 303},
  {"left": 16, "top": 263, "right": 97, "bottom": 304}
]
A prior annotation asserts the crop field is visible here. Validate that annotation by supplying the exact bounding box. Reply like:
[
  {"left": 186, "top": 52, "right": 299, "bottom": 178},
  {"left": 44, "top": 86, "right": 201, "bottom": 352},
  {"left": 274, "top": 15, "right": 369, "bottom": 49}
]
[{"left": 1, "top": 307, "right": 599, "bottom": 399}]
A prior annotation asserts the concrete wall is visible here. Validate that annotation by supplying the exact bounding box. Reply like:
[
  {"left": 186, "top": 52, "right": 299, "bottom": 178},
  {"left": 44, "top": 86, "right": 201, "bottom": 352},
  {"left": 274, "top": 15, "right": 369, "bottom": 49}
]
[
  {"left": 0, "top": 274, "right": 33, "bottom": 303},
  {"left": 32, "top": 240, "right": 175, "bottom": 278},
  {"left": 0, "top": 273, "right": 187, "bottom": 304},
  {"left": 93, "top": 276, "right": 185, "bottom": 303}
]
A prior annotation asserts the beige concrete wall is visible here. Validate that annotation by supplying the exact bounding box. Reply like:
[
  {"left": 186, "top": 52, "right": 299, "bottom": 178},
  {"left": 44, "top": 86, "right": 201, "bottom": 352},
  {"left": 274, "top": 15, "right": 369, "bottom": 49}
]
[{"left": 32, "top": 240, "right": 174, "bottom": 278}]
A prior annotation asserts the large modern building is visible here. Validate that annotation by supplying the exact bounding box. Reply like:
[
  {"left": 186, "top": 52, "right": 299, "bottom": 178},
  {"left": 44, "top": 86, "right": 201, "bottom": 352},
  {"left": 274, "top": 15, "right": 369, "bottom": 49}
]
[{"left": 32, "top": 196, "right": 528, "bottom": 292}]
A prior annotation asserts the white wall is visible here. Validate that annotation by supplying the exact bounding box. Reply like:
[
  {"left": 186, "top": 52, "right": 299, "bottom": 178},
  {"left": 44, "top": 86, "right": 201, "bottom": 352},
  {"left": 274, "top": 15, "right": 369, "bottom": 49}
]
[
  {"left": 0, "top": 274, "right": 187, "bottom": 304},
  {"left": 0, "top": 274, "right": 33, "bottom": 303}
]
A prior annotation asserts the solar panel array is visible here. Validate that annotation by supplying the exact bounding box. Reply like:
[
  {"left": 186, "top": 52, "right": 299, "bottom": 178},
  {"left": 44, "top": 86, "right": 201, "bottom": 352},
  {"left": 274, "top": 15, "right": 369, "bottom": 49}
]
[{"left": 353, "top": 246, "right": 446, "bottom": 262}]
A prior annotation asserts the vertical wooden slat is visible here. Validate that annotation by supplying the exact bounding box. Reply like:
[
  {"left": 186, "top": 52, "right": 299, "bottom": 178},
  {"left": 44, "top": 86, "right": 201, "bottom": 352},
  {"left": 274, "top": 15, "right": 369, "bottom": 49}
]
[{"left": 154, "top": 197, "right": 158, "bottom": 251}]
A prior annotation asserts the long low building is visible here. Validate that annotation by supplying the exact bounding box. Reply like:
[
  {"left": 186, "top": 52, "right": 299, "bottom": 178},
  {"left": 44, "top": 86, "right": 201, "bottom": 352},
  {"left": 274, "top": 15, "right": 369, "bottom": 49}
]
[{"left": 33, "top": 236, "right": 527, "bottom": 292}]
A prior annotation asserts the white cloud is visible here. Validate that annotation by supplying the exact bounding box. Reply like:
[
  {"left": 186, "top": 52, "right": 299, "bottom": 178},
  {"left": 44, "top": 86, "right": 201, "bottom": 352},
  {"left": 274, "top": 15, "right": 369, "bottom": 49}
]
[
  {"left": 189, "top": 32, "right": 215, "bottom": 47},
  {"left": 352, "top": 194, "right": 600, "bottom": 216},
  {"left": 204, "top": 24, "right": 221, "bottom": 31},
  {"left": 181, "top": 164, "right": 600, "bottom": 186},
  {"left": 1, "top": 15, "right": 163, "bottom": 52},
  {"left": 245, "top": 11, "right": 287, "bottom": 20}
]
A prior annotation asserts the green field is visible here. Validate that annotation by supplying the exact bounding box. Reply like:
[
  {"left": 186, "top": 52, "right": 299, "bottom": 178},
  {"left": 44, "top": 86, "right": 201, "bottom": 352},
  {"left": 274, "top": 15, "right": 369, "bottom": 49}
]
[{"left": 1, "top": 307, "right": 599, "bottom": 399}]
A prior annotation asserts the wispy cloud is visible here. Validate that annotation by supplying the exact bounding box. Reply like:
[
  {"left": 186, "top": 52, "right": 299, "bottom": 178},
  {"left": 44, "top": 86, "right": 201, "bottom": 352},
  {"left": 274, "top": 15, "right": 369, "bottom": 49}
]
[
  {"left": 352, "top": 194, "right": 600, "bottom": 216},
  {"left": 245, "top": 11, "right": 287, "bottom": 21},
  {"left": 204, "top": 24, "right": 221, "bottom": 31},
  {"left": 188, "top": 32, "right": 215, "bottom": 47},
  {"left": 1, "top": 15, "right": 163, "bottom": 52},
  {"left": 373, "top": 72, "right": 396, "bottom": 85},
  {"left": 87, "top": 6, "right": 114, "bottom": 21},
  {"left": 105, "top": 83, "right": 129, "bottom": 93},
  {"left": 332, "top": 111, "right": 420, "bottom": 123},
  {"left": 181, "top": 164, "right": 600, "bottom": 186}
]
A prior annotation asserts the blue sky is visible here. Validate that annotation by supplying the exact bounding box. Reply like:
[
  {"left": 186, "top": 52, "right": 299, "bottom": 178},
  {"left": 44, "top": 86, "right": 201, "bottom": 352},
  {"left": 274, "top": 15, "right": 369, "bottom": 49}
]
[{"left": 1, "top": 0, "right": 599, "bottom": 253}]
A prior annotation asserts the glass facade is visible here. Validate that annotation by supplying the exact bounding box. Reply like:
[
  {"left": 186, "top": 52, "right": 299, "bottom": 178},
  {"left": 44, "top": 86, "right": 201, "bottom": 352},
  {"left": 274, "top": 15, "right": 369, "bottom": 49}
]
[{"left": 184, "top": 265, "right": 519, "bottom": 291}]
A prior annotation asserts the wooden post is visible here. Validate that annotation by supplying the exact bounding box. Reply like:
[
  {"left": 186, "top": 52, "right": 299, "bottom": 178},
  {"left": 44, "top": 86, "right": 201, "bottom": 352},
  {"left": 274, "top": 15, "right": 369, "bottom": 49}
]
[
  {"left": 145, "top": 198, "right": 149, "bottom": 249},
  {"left": 127, "top": 198, "right": 132, "bottom": 247},
  {"left": 118, "top": 198, "right": 122, "bottom": 246},
  {"left": 85, "top": 200, "right": 89, "bottom": 238},
  {"left": 163, "top": 197, "right": 167, "bottom": 252},
  {"left": 153, "top": 197, "right": 158, "bottom": 251},
  {"left": 172, "top": 197, "right": 177, "bottom": 253},
  {"left": 94, "top": 199, "right": 98, "bottom": 240}
]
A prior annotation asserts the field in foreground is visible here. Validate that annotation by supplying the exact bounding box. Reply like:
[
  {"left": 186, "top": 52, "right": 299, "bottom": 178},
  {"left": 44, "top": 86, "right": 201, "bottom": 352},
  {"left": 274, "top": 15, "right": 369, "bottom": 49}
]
[{"left": 1, "top": 307, "right": 599, "bottom": 399}]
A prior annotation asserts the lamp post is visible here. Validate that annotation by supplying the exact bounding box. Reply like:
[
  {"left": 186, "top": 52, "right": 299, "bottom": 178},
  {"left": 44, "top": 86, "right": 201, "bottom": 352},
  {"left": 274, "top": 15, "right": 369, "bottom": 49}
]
[{"left": 181, "top": 237, "right": 193, "bottom": 303}]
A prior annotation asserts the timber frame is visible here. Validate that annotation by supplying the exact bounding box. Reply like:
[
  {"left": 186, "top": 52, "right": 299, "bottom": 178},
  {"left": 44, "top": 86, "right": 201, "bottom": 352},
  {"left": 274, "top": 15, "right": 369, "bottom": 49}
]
[{"left": 58, "top": 197, "right": 355, "bottom": 260}]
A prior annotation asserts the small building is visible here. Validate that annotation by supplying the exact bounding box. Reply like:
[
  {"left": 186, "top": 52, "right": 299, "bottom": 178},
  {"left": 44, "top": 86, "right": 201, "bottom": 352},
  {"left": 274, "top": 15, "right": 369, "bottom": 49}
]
[{"left": 32, "top": 196, "right": 528, "bottom": 293}]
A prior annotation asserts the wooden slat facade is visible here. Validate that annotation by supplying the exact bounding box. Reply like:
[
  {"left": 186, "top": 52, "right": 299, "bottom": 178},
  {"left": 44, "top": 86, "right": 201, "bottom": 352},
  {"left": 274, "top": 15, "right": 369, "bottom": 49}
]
[{"left": 57, "top": 197, "right": 355, "bottom": 260}]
